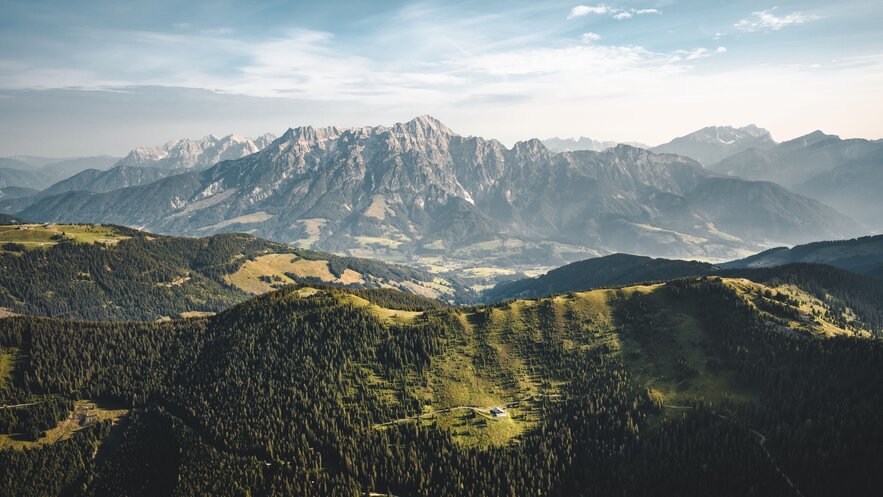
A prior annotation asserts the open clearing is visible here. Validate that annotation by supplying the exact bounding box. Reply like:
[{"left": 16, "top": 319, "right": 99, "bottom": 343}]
[
  {"left": 0, "top": 400, "right": 128, "bottom": 450},
  {"left": 0, "top": 224, "right": 129, "bottom": 250},
  {"left": 225, "top": 253, "right": 365, "bottom": 293},
  {"left": 197, "top": 211, "right": 274, "bottom": 231},
  {"left": 0, "top": 347, "right": 16, "bottom": 389},
  {"left": 291, "top": 218, "right": 327, "bottom": 248}
]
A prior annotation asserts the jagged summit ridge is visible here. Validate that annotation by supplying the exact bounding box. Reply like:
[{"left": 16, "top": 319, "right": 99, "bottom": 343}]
[
  {"left": 19, "top": 116, "right": 860, "bottom": 265},
  {"left": 117, "top": 132, "right": 277, "bottom": 171}
]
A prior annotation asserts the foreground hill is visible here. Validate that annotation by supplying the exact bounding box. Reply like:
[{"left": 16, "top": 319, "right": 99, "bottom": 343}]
[
  {"left": 18, "top": 116, "right": 858, "bottom": 266},
  {"left": 0, "top": 279, "right": 880, "bottom": 496},
  {"left": 0, "top": 224, "right": 471, "bottom": 320},
  {"left": 485, "top": 254, "right": 883, "bottom": 334}
]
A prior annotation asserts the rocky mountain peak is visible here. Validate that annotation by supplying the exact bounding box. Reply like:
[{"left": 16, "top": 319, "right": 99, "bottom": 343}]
[
  {"left": 117, "top": 132, "right": 277, "bottom": 171},
  {"left": 401, "top": 115, "right": 455, "bottom": 136},
  {"left": 511, "top": 138, "right": 548, "bottom": 157}
]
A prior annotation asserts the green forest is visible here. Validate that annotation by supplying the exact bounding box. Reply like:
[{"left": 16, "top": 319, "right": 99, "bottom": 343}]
[
  {"left": 1, "top": 277, "right": 881, "bottom": 496},
  {"left": 0, "top": 225, "right": 470, "bottom": 320}
]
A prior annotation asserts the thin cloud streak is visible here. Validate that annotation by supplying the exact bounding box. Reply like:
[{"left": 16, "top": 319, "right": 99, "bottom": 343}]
[{"left": 735, "top": 8, "right": 820, "bottom": 32}]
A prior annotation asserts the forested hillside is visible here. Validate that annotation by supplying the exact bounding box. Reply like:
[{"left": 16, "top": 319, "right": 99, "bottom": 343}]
[
  {"left": 0, "top": 224, "right": 471, "bottom": 320},
  {"left": 487, "top": 253, "right": 883, "bottom": 338},
  {"left": 0, "top": 280, "right": 880, "bottom": 496},
  {"left": 724, "top": 234, "right": 883, "bottom": 276},
  {"left": 485, "top": 253, "right": 717, "bottom": 301}
]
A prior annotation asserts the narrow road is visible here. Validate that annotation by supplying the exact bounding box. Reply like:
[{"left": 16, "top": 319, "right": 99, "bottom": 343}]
[
  {"left": 375, "top": 405, "right": 489, "bottom": 427},
  {"left": 374, "top": 393, "right": 561, "bottom": 427},
  {"left": 664, "top": 404, "right": 802, "bottom": 496},
  {"left": 0, "top": 401, "right": 43, "bottom": 409},
  {"left": 746, "top": 427, "right": 803, "bottom": 496}
]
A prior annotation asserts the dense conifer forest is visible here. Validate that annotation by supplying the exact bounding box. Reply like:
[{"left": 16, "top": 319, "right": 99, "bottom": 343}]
[
  {"left": 0, "top": 226, "right": 469, "bottom": 320},
  {"left": 0, "top": 278, "right": 880, "bottom": 496}
]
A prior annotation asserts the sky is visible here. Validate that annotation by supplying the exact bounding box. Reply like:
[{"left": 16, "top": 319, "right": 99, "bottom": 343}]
[{"left": 0, "top": 0, "right": 881, "bottom": 156}]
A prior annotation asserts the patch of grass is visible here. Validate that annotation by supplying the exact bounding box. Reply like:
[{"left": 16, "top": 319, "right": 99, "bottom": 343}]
[
  {"left": 363, "top": 195, "right": 389, "bottom": 220},
  {"left": 423, "top": 240, "right": 445, "bottom": 250},
  {"left": 180, "top": 311, "right": 215, "bottom": 319},
  {"left": 721, "top": 277, "right": 871, "bottom": 338},
  {"left": 0, "top": 224, "right": 129, "bottom": 249},
  {"left": 0, "top": 347, "right": 16, "bottom": 389},
  {"left": 225, "top": 254, "right": 366, "bottom": 293},
  {"left": 354, "top": 236, "right": 403, "bottom": 249},
  {"left": 432, "top": 409, "right": 524, "bottom": 449},
  {"left": 338, "top": 293, "right": 422, "bottom": 325},
  {"left": 291, "top": 218, "right": 327, "bottom": 249},
  {"left": 616, "top": 286, "right": 757, "bottom": 410}
]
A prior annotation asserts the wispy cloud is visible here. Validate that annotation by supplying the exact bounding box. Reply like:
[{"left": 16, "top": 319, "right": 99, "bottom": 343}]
[
  {"left": 735, "top": 8, "right": 819, "bottom": 32},
  {"left": 670, "top": 46, "right": 728, "bottom": 61},
  {"left": 567, "top": 5, "right": 610, "bottom": 19},
  {"left": 568, "top": 4, "right": 661, "bottom": 21},
  {"left": 580, "top": 32, "right": 602, "bottom": 43},
  {"left": 1, "top": 0, "right": 880, "bottom": 153}
]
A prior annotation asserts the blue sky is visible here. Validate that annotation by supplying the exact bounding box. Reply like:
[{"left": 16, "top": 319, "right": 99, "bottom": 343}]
[{"left": 1, "top": 0, "right": 881, "bottom": 155}]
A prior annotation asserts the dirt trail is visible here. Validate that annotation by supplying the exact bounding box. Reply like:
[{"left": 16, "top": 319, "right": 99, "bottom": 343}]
[
  {"left": 663, "top": 404, "right": 802, "bottom": 496},
  {"left": 375, "top": 393, "right": 561, "bottom": 427},
  {"left": 0, "top": 401, "right": 43, "bottom": 409}
]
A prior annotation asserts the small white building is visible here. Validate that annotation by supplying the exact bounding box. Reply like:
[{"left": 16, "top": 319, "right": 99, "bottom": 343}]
[{"left": 490, "top": 407, "right": 507, "bottom": 418}]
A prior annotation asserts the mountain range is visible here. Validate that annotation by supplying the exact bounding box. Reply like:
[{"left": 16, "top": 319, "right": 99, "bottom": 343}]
[
  {"left": 651, "top": 125, "right": 776, "bottom": 165},
  {"left": 115, "top": 133, "right": 277, "bottom": 172},
  {"left": 14, "top": 117, "right": 860, "bottom": 267},
  {"left": 0, "top": 134, "right": 277, "bottom": 214},
  {"left": 0, "top": 156, "right": 119, "bottom": 190},
  {"left": 541, "top": 136, "right": 648, "bottom": 153},
  {"left": 709, "top": 131, "right": 883, "bottom": 230}
]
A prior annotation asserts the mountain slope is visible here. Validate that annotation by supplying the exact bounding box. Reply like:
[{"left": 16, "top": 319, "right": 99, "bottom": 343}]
[
  {"left": 0, "top": 156, "right": 119, "bottom": 190},
  {"left": 0, "top": 223, "right": 472, "bottom": 320},
  {"left": 542, "top": 136, "right": 648, "bottom": 152},
  {"left": 18, "top": 117, "right": 859, "bottom": 265},
  {"left": 709, "top": 132, "right": 883, "bottom": 229},
  {"left": 0, "top": 186, "right": 38, "bottom": 201},
  {"left": 1, "top": 278, "right": 881, "bottom": 496},
  {"left": 651, "top": 125, "right": 776, "bottom": 165},
  {"left": 485, "top": 253, "right": 717, "bottom": 301},
  {"left": 0, "top": 167, "right": 47, "bottom": 190},
  {"left": 39, "top": 165, "right": 171, "bottom": 196},
  {"left": 116, "top": 133, "right": 276, "bottom": 171},
  {"left": 36, "top": 156, "right": 119, "bottom": 179},
  {"left": 723, "top": 234, "right": 883, "bottom": 275}
]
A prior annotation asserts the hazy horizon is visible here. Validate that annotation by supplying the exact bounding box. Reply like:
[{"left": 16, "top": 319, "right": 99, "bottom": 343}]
[{"left": 2, "top": 0, "right": 882, "bottom": 156}]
